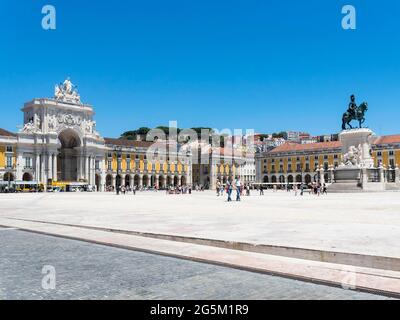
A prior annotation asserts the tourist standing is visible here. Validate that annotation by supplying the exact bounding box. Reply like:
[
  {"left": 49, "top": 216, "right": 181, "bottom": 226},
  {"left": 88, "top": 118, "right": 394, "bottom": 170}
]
[
  {"left": 227, "top": 182, "right": 232, "bottom": 202},
  {"left": 235, "top": 178, "right": 241, "bottom": 201}
]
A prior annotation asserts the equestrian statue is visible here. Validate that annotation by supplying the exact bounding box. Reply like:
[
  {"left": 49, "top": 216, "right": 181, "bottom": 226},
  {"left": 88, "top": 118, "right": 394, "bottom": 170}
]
[{"left": 342, "top": 94, "right": 368, "bottom": 130}]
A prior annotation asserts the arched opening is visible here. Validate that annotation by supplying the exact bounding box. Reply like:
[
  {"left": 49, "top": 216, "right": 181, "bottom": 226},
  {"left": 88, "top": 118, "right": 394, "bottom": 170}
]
[
  {"left": 95, "top": 174, "right": 101, "bottom": 191},
  {"left": 167, "top": 176, "right": 172, "bottom": 186},
  {"left": 58, "top": 129, "right": 81, "bottom": 181},
  {"left": 181, "top": 175, "right": 186, "bottom": 186},
  {"left": 106, "top": 174, "right": 112, "bottom": 187},
  {"left": 296, "top": 175, "right": 302, "bottom": 183},
  {"left": 287, "top": 175, "right": 294, "bottom": 183},
  {"left": 173, "top": 176, "right": 179, "bottom": 186},
  {"left": 313, "top": 174, "right": 318, "bottom": 182},
  {"left": 3, "top": 172, "right": 14, "bottom": 182},
  {"left": 22, "top": 172, "right": 33, "bottom": 181},
  {"left": 143, "top": 175, "right": 149, "bottom": 187},
  {"left": 125, "top": 175, "right": 131, "bottom": 187},
  {"left": 116, "top": 175, "right": 121, "bottom": 189},
  {"left": 279, "top": 175, "right": 285, "bottom": 183},
  {"left": 305, "top": 174, "right": 311, "bottom": 184},
  {"left": 134, "top": 175, "right": 140, "bottom": 187},
  {"left": 271, "top": 175, "right": 277, "bottom": 183},
  {"left": 263, "top": 175, "right": 269, "bottom": 183},
  {"left": 324, "top": 173, "right": 329, "bottom": 183},
  {"left": 159, "top": 175, "right": 165, "bottom": 188},
  {"left": 151, "top": 175, "right": 156, "bottom": 187}
]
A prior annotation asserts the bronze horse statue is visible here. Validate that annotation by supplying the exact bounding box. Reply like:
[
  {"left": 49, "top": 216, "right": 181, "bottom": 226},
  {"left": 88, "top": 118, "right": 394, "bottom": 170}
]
[{"left": 342, "top": 102, "right": 368, "bottom": 130}]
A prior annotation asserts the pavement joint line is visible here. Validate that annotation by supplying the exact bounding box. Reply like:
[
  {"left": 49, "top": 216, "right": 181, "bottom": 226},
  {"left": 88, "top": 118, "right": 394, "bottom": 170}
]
[
  {"left": 0, "top": 220, "right": 399, "bottom": 299},
  {"left": 4, "top": 216, "right": 400, "bottom": 273},
  {"left": 0, "top": 227, "right": 18, "bottom": 231}
]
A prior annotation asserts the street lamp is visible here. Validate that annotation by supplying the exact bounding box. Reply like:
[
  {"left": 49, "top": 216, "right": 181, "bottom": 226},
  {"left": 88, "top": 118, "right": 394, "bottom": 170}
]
[{"left": 114, "top": 146, "right": 122, "bottom": 195}]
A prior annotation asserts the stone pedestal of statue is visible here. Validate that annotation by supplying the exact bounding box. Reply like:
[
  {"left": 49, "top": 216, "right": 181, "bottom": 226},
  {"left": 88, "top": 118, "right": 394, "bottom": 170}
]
[{"left": 329, "top": 128, "right": 376, "bottom": 193}]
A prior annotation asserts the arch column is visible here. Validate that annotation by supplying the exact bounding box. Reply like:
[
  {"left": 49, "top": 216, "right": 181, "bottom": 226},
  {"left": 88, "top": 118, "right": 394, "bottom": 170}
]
[
  {"left": 35, "top": 153, "right": 40, "bottom": 181},
  {"left": 139, "top": 174, "right": 143, "bottom": 188},
  {"left": 52, "top": 153, "right": 57, "bottom": 182},
  {"left": 85, "top": 156, "right": 90, "bottom": 182}
]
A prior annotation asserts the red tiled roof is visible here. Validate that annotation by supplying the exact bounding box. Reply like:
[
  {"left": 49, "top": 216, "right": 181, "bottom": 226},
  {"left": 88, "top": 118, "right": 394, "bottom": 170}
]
[
  {"left": 373, "top": 135, "right": 400, "bottom": 145},
  {"left": 269, "top": 141, "right": 342, "bottom": 154},
  {"left": 0, "top": 128, "right": 16, "bottom": 137},
  {"left": 104, "top": 138, "right": 154, "bottom": 148}
]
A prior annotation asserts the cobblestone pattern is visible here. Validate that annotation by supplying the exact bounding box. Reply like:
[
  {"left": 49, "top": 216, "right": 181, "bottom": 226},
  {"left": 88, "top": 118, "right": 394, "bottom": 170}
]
[{"left": 0, "top": 228, "right": 393, "bottom": 300}]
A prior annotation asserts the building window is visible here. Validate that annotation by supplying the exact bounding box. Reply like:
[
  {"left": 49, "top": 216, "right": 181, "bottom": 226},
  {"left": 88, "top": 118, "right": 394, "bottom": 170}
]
[
  {"left": 324, "top": 162, "right": 329, "bottom": 171},
  {"left": 305, "top": 163, "right": 310, "bottom": 171},
  {"left": 107, "top": 160, "right": 112, "bottom": 171},
  {"left": 296, "top": 157, "right": 300, "bottom": 161},
  {"left": 334, "top": 162, "right": 339, "bottom": 168},
  {"left": 389, "top": 150, "right": 394, "bottom": 156},
  {"left": 297, "top": 164, "right": 301, "bottom": 172},
  {"left": 377, "top": 151, "right": 382, "bottom": 157},
  {"left": 126, "top": 159, "right": 130, "bottom": 170},
  {"left": 390, "top": 159, "right": 395, "bottom": 169},
  {"left": 117, "top": 160, "right": 121, "bottom": 170},
  {"left": 95, "top": 160, "right": 100, "bottom": 170},
  {"left": 24, "top": 157, "right": 32, "bottom": 169},
  {"left": 324, "top": 155, "right": 328, "bottom": 160},
  {"left": 314, "top": 156, "right": 319, "bottom": 160},
  {"left": 107, "top": 152, "right": 112, "bottom": 158},
  {"left": 6, "top": 146, "right": 13, "bottom": 153},
  {"left": 6, "top": 156, "right": 13, "bottom": 168},
  {"left": 127, "top": 154, "right": 131, "bottom": 159},
  {"left": 334, "top": 154, "right": 338, "bottom": 159},
  {"left": 135, "top": 154, "right": 139, "bottom": 160}
]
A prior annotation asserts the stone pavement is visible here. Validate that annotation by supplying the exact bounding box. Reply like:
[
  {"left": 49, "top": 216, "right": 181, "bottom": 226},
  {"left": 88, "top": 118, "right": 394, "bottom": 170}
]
[
  {"left": 0, "top": 228, "right": 393, "bottom": 300},
  {"left": 0, "top": 191, "right": 399, "bottom": 258}
]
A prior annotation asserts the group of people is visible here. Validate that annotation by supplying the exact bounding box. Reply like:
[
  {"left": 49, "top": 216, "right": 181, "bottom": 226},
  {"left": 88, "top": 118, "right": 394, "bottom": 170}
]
[
  {"left": 282, "top": 182, "right": 328, "bottom": 196},
  {"left": 216, "top": 179, "right": 253, "bottom": 202},
  {"left": 166, "top": 185, "right": 192, "bottom": 194}
]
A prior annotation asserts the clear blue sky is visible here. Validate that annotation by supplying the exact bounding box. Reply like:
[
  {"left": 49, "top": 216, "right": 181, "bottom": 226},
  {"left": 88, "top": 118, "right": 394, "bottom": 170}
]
[{"left": 1, "top": 0, "right": 400, "bottom": 137}]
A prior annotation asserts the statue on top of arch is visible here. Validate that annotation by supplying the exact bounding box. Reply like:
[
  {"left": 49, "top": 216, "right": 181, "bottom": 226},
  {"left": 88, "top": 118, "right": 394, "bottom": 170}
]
[{"left": 54, "top": 78, "right": 81, "bottom": 104}]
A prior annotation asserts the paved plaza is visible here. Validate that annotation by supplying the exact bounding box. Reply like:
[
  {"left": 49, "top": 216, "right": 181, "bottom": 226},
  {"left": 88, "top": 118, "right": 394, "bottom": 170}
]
[
  {"left": 0, "top": 227, "right": 392, "bottom": 300},
  {"left": 1, "top": 190, "right": 400, "bottom": 298},
  {"left": 0, "top": 190, "right": 399, "bottom": 258}
]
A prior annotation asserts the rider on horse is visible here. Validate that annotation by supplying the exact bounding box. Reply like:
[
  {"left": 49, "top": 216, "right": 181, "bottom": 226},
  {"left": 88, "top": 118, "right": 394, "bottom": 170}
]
[{"left": 347, "top": 94, "right": 357, "bottom": 119}]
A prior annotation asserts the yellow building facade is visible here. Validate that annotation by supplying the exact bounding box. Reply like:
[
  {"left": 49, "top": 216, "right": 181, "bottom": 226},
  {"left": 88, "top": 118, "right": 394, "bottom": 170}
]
[{"left": 256, "top": 135, "right": 400, "bottom": 185}]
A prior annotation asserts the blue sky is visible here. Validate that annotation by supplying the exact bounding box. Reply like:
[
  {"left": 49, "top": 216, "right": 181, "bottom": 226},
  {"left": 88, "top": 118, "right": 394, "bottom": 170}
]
[{"left": 1, "top": 0, "right": 400, "bottom": 137}]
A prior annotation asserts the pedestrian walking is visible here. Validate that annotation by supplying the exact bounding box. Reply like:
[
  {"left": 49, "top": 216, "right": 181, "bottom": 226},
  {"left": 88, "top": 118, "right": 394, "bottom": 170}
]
[
  {"left": 235, "top": 178, "right": 241, "bottom": 201},
  {"left": 227, "top": 182, "right": 232, "bottom": 202}
]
